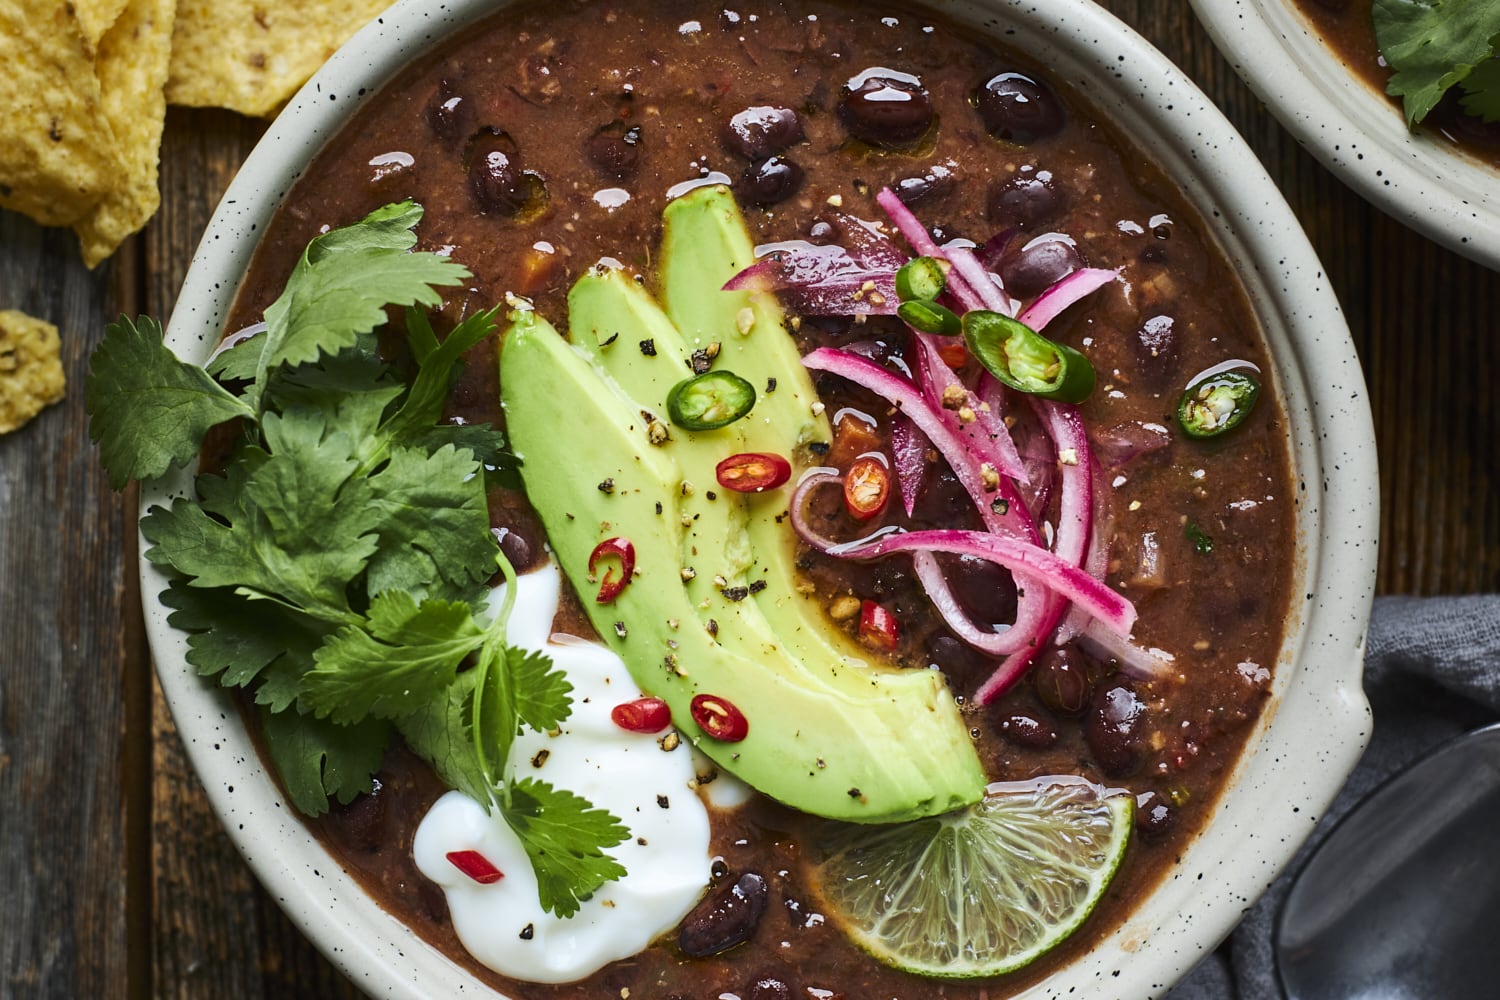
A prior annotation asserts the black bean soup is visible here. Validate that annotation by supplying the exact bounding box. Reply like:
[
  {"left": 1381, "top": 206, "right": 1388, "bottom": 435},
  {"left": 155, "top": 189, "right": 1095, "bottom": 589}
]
[
  {"left": 226, "top": 0, "right": 1296, "bottom": 995},
  {"left": 1290, "top": 0, "right": 1500, "bottom": 167}
]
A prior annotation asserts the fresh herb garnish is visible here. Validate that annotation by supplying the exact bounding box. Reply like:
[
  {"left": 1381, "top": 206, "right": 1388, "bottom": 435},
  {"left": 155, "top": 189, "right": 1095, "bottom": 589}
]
[
  {"left": 85, "top": 201, "right": 627, "bottom": 918},
  {"left": 1372, "top": 0, "right": 1500, "bottom": 126},
  {"left": 1185, "top": 521, "right": 1215, "bottom": 555}
]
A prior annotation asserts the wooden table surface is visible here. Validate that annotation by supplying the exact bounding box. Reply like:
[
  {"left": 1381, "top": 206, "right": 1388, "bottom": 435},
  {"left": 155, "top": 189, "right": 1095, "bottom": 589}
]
[{"left": 1, "top": 2, "right": 1495, "bottom": 997}]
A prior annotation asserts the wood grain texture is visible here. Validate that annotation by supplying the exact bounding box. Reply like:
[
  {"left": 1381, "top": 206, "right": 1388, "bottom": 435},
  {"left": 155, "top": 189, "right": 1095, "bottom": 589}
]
[
  {"left": 0, "top": 219, "right": 132, "bottom": 998},
  {"left": 0, "top": 2, "right": 1494, "bottom": 999}
]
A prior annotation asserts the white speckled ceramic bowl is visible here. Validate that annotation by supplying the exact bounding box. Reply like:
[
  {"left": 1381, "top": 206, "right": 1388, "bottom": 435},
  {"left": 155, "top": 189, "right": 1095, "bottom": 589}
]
[
  {"left": 1189, "top": 0, "right": 1500, "bottom": 270},
  {"left": 144, "top": 1, "right": 1378, "bottom": 996}
]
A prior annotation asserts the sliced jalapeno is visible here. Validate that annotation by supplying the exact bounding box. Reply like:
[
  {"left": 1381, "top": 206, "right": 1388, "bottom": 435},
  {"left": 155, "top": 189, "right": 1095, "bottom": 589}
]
[
  {"left": 895, "top": 256, "right": 949, "bottom": 302},
  {"left": 960, "top": 309, "right": 1095, "bottom": 403},
  {"left": 1177, "top": 370, "right": 1259, "bottom": 438},
  {"left": 897, "top": 298, "right": 962, "bottom": 335},
  {"left": 666, "top": 370, "right": 757, "bottom": 430}
]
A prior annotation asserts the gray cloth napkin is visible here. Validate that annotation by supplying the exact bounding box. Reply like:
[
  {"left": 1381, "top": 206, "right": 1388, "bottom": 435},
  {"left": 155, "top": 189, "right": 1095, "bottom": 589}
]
[{"left": 1167, "top": 594, "right": 1500, "bottom": 1000}]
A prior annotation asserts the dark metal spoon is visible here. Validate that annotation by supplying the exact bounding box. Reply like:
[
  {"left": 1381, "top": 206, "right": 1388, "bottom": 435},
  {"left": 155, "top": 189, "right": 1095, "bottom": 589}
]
[{"left": 1275, "top": 722, "right": 1500, "bottom": 1000}]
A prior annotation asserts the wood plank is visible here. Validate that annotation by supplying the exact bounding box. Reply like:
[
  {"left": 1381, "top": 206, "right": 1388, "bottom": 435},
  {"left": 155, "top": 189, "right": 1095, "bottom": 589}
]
[{"left": 0, "top": 218, "right": 132, "bottom": 997}]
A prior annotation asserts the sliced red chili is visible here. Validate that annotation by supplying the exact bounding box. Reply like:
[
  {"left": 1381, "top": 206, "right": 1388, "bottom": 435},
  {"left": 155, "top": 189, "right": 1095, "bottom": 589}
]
[
  {"left": 690, "top": 693, "right": 749, "bottom": 742},
  {"left": 935, "top": 339, "right": 970, "bottom": 370},
  {"left": 588, "top": 537, "right": 636, "bottom": 604},
  {"left": 859, "top": 600, "right": 900, "bottom": 650},
  {"left": 843, "top": 456, "right": 891, "bottom": 521},
  {"left": 446, "top": 849, "right": 504, "bottom": 885},
  {"left": 715, "top": 451, "right": 792, "bottom": 493},
  {"left": 611, "top": 696, "right": 672, "bottom": 733}
]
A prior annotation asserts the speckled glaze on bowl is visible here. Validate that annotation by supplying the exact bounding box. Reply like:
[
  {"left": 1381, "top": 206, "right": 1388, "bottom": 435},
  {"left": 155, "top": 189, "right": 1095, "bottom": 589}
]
[
  {"left": 1189, "top": 0, "right": 1500, "bottom": 271},
  {"left": 144, "top": 1, "right": 1378, "bottom": 996}
]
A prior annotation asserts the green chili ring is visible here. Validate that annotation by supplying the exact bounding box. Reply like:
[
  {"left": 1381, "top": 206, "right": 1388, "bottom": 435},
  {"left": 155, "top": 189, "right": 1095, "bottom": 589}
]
[
  {"left": 666, "top": 370, "right": 757, "bottom": 430},
  {"left": 1177, "top": 370, "right": 1260, "bottom": 438},
  {"left": 895, "top": 256, "right": 949, "bottom": 302},
  {"left": 897, "top": 299, "right": 962, "bottom": 336},
  {"left": 960, "top": 309, "right": 1096, "bottom": 403}
]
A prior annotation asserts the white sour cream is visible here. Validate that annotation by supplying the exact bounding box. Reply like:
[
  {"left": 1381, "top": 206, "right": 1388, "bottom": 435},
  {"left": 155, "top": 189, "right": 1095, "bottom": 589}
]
[{"left": 413, "top": 562, "right": 712, "bottom": 983}]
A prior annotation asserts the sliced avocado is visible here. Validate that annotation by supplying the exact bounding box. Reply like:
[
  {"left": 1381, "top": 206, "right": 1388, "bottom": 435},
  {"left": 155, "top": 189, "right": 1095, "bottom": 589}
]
[
  {"left": 500, "top": 308, "right": 985, "bottom": 822},
  {"left": 567, "top": 265, "right": 752, "bottom": 613},
  {"left": 658, "top": 186, "right": 872, "bottom": 671}
]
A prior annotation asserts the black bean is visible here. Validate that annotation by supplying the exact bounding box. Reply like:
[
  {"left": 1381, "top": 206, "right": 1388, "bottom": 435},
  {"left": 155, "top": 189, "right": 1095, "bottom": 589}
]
[
  {"left": 1000, "top": 236, "right": 1083, "bottom": 300},
  {"left": 467, "top": 128, "right": 526, "bottom": 215},
  {"left": 1086, "top": 680, "right": 1148, "bottom": 777},
  {"left": 1133, "top": 314, "right": 1180, "bottom": 383},
  {"left": 585, "top": 122, "right": 642, "bottom": 179},
  {"left": 1031, "top": 644, "right": 1101, "bottom": 716},
  {"left": 491, "top": 526, "right": 533, "bottom": 572},
  {"left": 947, "top": 553, "right": 1018, "bottom": 627},
  {"left": 425, "top": 79, "right": 470, "bottom": 143},
  {"left": 737, "top": 156, "right": 805, "bottom": 207},
  {"left": 987, "top": 166, "right": 1066, "bottom": 229},
  {"left": 838, "top": 68, "right": 934, "bottom": 148},
  {"left": 678, "top": 872, "right": 769, "bottom": 957},
  {"left": 894, "top": 162, "right": 956, "bottom": 205},
  {"left": 974, "top": 72, "right": 1067, "bottom": 144},
  {"left": 1135, "top": 790, "right": 1176, "bottom": 840},
  {"left": 926, "top": 633, "right": 986, "bottom": 676},
  {"left": 724, "top": 105, "right": 804, "bottom": 159},
  {"left": 746, "top": 975, "right": 793, "bottom": 1000},
  {"left": 998, "top": 711, "right": 1058, "bottom": 749}
]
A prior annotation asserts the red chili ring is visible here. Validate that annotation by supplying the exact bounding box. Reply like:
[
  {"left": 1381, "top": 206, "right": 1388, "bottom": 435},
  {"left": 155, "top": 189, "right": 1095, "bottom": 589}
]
[
  {"left": 588, "top": 536, "right": 636, "bottom": 604},
  {"left": 843, "top": 456, "right": 891, "bottom": 521},
  {"left": 690, "top": 693, "right": 749, "bottom": 742},
  {"left": 715, "top": 451, "right": 793, "bottom": 493},
  {"left": 611, "top": 696, "right": 672, "bottom": 734}
]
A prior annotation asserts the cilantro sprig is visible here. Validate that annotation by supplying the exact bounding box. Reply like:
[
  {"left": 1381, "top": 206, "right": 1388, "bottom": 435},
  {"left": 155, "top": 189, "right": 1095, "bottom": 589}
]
[
  {"left": 1373, "top": 0, "right": 1500, "bottom": 126},
  {"left": 85, "top": 202, "right": 627, "bottom": 917}
]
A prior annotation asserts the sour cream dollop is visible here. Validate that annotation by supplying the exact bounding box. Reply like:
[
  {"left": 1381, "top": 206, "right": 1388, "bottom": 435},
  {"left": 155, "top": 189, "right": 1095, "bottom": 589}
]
[{"left": 413, "top": 561, "right": 712, "bottom": 983}]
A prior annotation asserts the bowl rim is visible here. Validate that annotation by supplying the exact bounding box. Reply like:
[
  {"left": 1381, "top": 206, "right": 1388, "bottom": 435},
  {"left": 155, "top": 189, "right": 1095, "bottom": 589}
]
[
  {"left": 1188, "top": 0, "right": 1500, "bottom": 271},
  {"left": 144, "top": 1, "right": 1379, "bottom": 997}
]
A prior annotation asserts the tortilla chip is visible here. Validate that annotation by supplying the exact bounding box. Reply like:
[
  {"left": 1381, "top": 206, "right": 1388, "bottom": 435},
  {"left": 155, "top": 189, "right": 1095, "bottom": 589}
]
[
  {"left": 0, "top": 2, "right": 125, "bottom": 227},
  {"left": 0, "top": 310, "right": 66, "bottom": 434},
  {"left": 73, "top": 0, "right": 130, "bottom": 47},
  {"left": 73, "top": 0, "right": 177, "bottom": 269},
  {"left": 166, "top": 0, "right": 394, "bottom": 118}
]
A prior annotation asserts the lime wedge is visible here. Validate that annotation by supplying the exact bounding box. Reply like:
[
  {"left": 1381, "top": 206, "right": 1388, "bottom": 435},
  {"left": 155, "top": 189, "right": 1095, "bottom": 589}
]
[{"left": 809, "top": 778, "right": 1132, "bottom": 979}]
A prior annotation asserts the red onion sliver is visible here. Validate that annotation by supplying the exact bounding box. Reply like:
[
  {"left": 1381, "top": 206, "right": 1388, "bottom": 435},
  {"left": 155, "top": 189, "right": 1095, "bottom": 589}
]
[
  {"left": 802, "top": 348, "right": 1010, "bottom": 536},
  {"left": 1078, "top": 618, "right": 1175, "bottom": 680},
  {"left": 913, "top": 551, "right": 1035, "bottom": 655},
  {"left": 832, "top": 529, "right": 1134, "bottom": 634},
  {"left": 889, "top": 414, "right": 927, "bottom": 517},
  {"left": 914, "top": 333, "right": 1027, "bottom": 484},
  {"left": 1016, "top": 267, "right": 1119, "bottom": 331}
]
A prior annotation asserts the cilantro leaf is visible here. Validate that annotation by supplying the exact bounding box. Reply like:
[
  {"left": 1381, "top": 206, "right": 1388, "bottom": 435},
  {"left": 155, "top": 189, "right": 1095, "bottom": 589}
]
[
  {"left": 509, "top": 647, "right": 574, "bottom": 735},
  {"left": 160, "top": 580, "right": 324, "bottom": 691},
  {"left": 1373, "top": 0, "right": 1500, "bottom": 125},
  {"left": 260, "top": 706, "right": 390, "bottom": 816},
  {"left": 1460, "top": 56, "right": 1500, "bottom": 120},
  {"left": 85, "top": 316, "right": 254, "bottom": 489},
  {"left": 301, "top": 591, "right": 483, "bottom": 723},
  {"left": 252, "top": 203, "right": 469, "bottom": 400},
  {"left": 140, "top": 424, "right": 378, "bottom": 624},
  {"left": 502, "top": 777, "right": 630, "bottom": 919},
  {"left": 364, "top": 444, "right": 496, "bottom": 601},
  {"left": 396, "top": 671, "right": 493, "bottom": 806}
]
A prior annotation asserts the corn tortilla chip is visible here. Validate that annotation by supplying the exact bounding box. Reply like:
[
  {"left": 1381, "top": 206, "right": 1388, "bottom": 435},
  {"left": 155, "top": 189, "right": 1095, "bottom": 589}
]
[
  {"left": 73, "top": 0, "right": 177, "bottom": 268},
  {"left": 167, "top": 0, "right": 394, "bottom": 118},
  {"left": 0, "top": 310, "right": 66, "bottom": 434},
  {"left": 0, "top": 2, "right": 125, "bottom": 227},
  {"left": 73, "top": 0, "right": 130, "bottom": 47}
]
